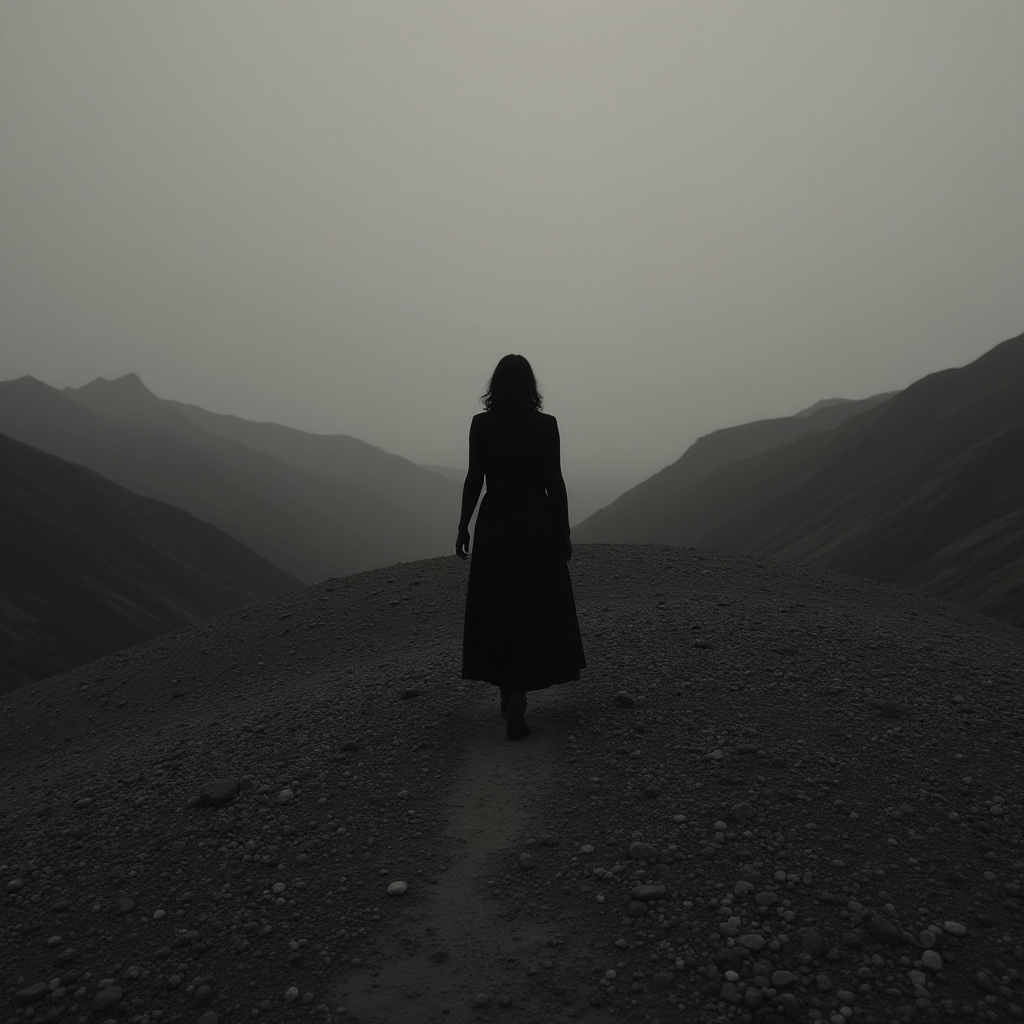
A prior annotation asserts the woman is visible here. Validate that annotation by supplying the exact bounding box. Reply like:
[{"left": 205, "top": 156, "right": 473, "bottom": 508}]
[{"left": 456, "top": 354, "right": 586, "bottom": 739}]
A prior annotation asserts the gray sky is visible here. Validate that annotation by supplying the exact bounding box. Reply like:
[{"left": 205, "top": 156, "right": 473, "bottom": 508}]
[{"left": 2, "top": 2, "right": 1023, "bottom": 522}]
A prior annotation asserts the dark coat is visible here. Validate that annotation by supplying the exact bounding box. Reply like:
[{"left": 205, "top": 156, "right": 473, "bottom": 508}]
[{"left": 459, "top": 410, "right": 586, "bottom": 690}]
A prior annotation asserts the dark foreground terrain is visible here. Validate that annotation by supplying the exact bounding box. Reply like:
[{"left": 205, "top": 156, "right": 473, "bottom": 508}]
[{"left": 2, "top": 544, "right": 1022, "bottom": 1024}]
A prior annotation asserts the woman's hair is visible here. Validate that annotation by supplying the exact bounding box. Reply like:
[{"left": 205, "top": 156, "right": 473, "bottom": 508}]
[{"left": 481, "top": 354, "right": 543, "bottom": 413}]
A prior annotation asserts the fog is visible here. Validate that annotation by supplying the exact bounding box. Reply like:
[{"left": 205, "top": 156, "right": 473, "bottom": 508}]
[{"left": 2, "top": 2, "right": 1022, "bottom": 523}]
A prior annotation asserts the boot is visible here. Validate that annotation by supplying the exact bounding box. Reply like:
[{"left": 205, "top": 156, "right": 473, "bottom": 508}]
[{"left": 506, "top": 691, "right": 530, "bottom": 740}]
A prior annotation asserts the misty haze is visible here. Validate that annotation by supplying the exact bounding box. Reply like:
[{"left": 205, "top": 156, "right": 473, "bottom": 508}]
[{"left": 2, "top": 5, "right": 1023, "bottom": 1024}]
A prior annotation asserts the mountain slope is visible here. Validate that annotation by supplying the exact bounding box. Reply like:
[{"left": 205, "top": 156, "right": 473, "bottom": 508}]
[
  {"left": 576, "top": 332, "right": 1024, "bottom": 626},
  {"left": 0, "top": 431, "right": 299, "bottom": 692},
  {"left": 578, "top": 392, "right": 895, "bottom": 538},
  {"left": 0, "top": 374, "right": 462, "bottom": 581}
]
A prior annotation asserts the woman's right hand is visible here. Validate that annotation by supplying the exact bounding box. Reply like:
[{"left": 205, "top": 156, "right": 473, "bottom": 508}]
[{"left": 456, "top": 527, "right": 471, "bottom": 559}]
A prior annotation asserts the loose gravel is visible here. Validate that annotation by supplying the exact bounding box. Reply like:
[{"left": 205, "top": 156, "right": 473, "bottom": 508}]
[{"left": 1, "top": 543, "right": 1022, "bottom": 1024}]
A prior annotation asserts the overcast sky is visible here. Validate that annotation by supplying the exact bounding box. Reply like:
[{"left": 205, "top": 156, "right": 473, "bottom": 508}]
[{"left": 2, "top": 2, "right": 1022, "bottom": 521}]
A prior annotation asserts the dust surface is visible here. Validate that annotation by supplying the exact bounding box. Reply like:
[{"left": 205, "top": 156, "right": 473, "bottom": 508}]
[{"left": 336, "top": 685, "right": 616, "bottom": 1023}]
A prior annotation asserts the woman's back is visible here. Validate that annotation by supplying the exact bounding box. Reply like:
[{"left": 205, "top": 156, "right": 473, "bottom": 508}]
[{"left": 471, "top": 409, "right": 558, "bottom": 496}]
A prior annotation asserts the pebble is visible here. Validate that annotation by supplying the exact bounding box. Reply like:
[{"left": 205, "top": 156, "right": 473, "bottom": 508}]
[
  {"left": 628, "top": 841, "right": 657, "bottom": 861},
  {"left": 92, "top": 986, "right": 123, "bottom": 1010},
  {"left": 277, "top": 788, "right": 294, "bottom": 805},
  {"left": 387, "top": 881, "right": 408, "bottom": 896},
  {"left": 944, "top": 920, "right": 968, "bottom": 936},
  {"left": 519, "top": 853, "right": 536, "bottom": 870},
  {"left": 921, "top": 949, "right": 943, "bottom": 971}
]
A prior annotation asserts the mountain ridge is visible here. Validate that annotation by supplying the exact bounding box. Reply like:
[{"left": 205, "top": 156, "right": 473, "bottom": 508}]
[
  {"left": 0, "top": 430, "right": 299, "bottom": 692},
  {"left": 575, "top": 332, "right": 1024, "bottom": 626}
]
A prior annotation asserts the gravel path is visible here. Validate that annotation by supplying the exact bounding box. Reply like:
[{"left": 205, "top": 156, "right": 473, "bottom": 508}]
[{"left": 2, "top": 544, "right": 1023, "bottom": 1024}]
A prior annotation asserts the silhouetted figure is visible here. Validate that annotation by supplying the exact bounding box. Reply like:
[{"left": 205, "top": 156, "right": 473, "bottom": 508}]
[{"left": 456, "top": 355, "right": 586, "bottom": 739}]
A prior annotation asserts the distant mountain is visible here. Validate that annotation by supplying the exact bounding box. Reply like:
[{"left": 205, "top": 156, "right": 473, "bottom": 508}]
[
  {"left": 578, "top": 391, "right": 896, "bottom": 538},
  {"left": 0, "top": 431, "right": 298, "bottom": 692},
  {"left": 0, "top": 374, "right": 463, "bottom": 582},
  {"left": 421, "top": 465, "right": 466, "bottom": 483},
  {"left": 576, "top": 332, "right": 1024, "bottom": 626}
]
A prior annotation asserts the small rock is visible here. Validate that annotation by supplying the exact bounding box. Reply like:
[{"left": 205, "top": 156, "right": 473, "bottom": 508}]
[
  {"left": 387, "top": 881, "right": 408, "bottom": 896},
  {"left": 277, "top": 789, "right": 294, "bottom": 805},
  {"left": 626, "top": 900, "right": 650, "bottom": 918},
  {"left": 14, "top": 984, "right": 47, "bottom": 1006},
  {"left": 719, "top": 981, "right": 741, "bottom": 1004},
  {"left": 629, "top": 842, "right": 658, "bottom": 861},
  {"left": 116, "top": 896, "right": 135, "bottom": 915},
  {"left": 770, "top": 970, "right": 795, "bottom": 989},
  {"left": 921, "top": 949, "right": 942, "bottom": 972},
  {"left": 730, "top": 802, "right": 754, "bottom": 822},
  {"left": 194, "top": 985, "right": 213, "bottom": 1006},
  {"left": 866, "top": 915, "right": 902, "bottom": 946},
  {"left": 284, "top": 986, "right": 299, "bottom": 1003},
  {"left": 613, "top": 691, "right": 636, "bottom": 709},
  {"left": 198, "top": 777, "right": 240, "bottom": 807},
  {"left": 816, "top": 974, "right": 832, "bottom": 991},
  {"left": 93, "top": 986, "right": 123, "bottom": 1010},
  {"left": 738, "top": 934, "right": 765, "bottom": 951},
  {"left": 519, "top": 854, "right": 536, "bottom": 870},
  {"left": 400, "top": 687, "right": 421, "bottom": 699},
  {"left": 197, "top": 1013, "right": 219, "bottom": 1024},
  {"left": 630, "top": 884, "right": 666, "bottom": 902},
  {"left": 943, "top": 920, "right": 967, "bottom": 936},
  {"left": 650, "top": 971, "right": 674, "bottom": 990}
]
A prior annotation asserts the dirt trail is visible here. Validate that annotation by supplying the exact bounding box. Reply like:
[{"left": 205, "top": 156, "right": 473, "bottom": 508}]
[{"left": 333, "top": 684, "right": 617, "bottom": 1024}]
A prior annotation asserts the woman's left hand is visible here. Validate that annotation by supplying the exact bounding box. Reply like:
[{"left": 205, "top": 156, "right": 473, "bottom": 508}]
[{"left": 456, "top": 527, "right": 471, "bottom": 559}]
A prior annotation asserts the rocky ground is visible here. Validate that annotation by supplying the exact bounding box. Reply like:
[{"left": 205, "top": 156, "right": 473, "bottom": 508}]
[{"left": 1, "top": 543, "right": 1022, "bottom": 1024}]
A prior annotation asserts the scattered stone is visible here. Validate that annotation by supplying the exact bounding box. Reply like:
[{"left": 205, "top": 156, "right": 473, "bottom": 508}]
[
  {"left": 15, "top": 984, "right": 47, "bottom": 1006},
  {"left": 626, "top": 900, "right": 650, "bottom": 917},
  {"left": 92, "top": 986, "right": 123, "bottom": 1010},
  {"left": 629, "top": 841, "right": 657, "bottom": 861},
  {"left": 277, "top": 788, "right": 295, "bottom": 805},
  {"left": 387, "top": 881, "right": 408, "bottom": 896},
  {"left": 944, "top": 920, "right": 967, "bottom": 936},
  {"left": 799, "top": 927, "right": 824, "bottom": 958},
  {"left": 730, "top": 801, "right": 754, "bottom": 821},
  {"left": 613, "top": 692, "right": 636, "bottom": 708},
  {"left": 921, "top": 949, "right": 942, "bottom": 972},
  {"left": 400, "top": 687, "right": 421, "bottom": 699},
  {"left": 630, "top": 883, "right": 666, "bottom": 902},
  {"left": 738, "top": 934, "right": 766, "bottom": 951},
  {"left": 197, "top": 777, "right": 240, "bottom": 806},
  {"left": 866, "top": 915, "right": 902, "bottom": 946}
]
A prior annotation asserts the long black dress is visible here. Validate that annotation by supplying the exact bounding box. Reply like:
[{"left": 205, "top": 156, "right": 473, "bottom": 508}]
[{"left": 460, "top": 410, "right": 586, "bottom": 691}]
